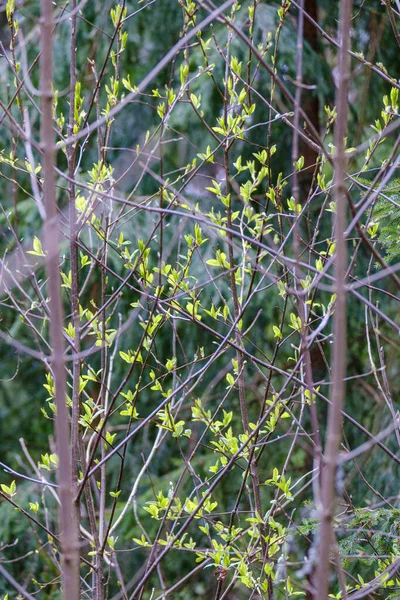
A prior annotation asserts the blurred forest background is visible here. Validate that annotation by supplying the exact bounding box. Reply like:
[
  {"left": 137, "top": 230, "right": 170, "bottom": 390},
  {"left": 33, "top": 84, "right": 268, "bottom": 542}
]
[{"left": 0, "top": 0, "right": 399, "bottom": 599}]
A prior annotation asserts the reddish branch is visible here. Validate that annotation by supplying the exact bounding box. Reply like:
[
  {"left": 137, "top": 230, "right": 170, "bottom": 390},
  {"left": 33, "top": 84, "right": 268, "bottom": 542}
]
[
  {"left": 40, "top": 0, "right": 80, "bottom": 597},
  {"left": 314, "top": 0, "right": 352, "bottom": 597}
]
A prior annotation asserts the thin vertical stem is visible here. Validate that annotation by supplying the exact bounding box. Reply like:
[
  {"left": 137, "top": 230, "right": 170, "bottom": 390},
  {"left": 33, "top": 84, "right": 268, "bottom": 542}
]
[
  {"left": 97, "top": 219, "right": 108, "bottom": 600},
  {"left": 222, "top": 6, "right": 267, "bottom": 575},
  {"left": 67, "top": 0, "right": 81, "bottom": 521},
  {"left": 292, "top": 0, "right": 322, "bottom": 496},
  {"left": 314, "top": 0, "right": 351, "bottom": 597},
  {"left": 40, "top": 0, "right": 80, "bottom": 598}
]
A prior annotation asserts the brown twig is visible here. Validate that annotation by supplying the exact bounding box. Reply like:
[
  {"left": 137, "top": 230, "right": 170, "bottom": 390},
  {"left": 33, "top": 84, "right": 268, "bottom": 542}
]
[
  {"left": 314, "top": 0, "right": 351, "bottom": 597},
  {"left": 40, "top": 0, "right": 80, "bottom": 596}
]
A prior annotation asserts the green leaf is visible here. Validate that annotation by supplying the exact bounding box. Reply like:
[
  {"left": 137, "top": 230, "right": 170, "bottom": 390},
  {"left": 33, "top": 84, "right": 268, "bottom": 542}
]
[
  {"left": 27, "top": 236, "right": 46, "bottom": 257},
  {"left": 1, "top": 480, "right": 16, "bottom": 497}
]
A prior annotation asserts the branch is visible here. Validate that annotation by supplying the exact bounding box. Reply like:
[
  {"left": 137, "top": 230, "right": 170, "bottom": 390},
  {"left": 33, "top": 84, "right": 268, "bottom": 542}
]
[
  {"left": 40, "top": 0, "right": 80, "bottom": 597},
  {"left": 314, "top": 0, "right": 351, "bottom": 597}
]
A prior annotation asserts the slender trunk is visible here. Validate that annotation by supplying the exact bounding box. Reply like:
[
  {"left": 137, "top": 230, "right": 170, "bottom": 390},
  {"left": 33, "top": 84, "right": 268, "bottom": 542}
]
[
  {"left": 314, "top": 0, "right": 351, "bottom": 597},
  {"left": 40, "top": 0, "right": 80, "bottom": 597}
]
